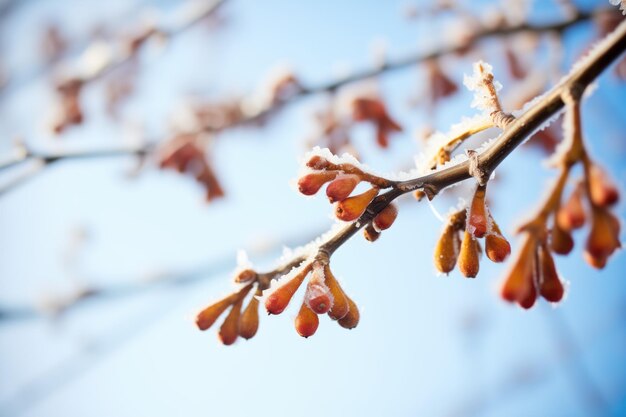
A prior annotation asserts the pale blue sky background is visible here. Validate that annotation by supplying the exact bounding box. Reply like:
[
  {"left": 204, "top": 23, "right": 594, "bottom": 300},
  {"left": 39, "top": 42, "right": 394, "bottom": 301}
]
[{"left": 0, "top": 0, "right": 625, "bottom": 416}]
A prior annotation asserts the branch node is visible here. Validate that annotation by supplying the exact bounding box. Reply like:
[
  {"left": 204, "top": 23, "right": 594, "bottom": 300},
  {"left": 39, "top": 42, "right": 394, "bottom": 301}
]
[
  {"left": 490, "top": 111, "right": 516, "bottom": 129},
  {"left": 467, "top": 149, "right": 488, "bottom": 185}
]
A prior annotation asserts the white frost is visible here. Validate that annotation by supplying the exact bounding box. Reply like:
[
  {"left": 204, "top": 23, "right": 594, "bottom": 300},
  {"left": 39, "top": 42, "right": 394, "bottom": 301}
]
[
  {"left": 463, "top": 60, "right": 502, "bottom": 113},
  {"left": 610, "top": 0, "right": 626, "bottom": 15}
]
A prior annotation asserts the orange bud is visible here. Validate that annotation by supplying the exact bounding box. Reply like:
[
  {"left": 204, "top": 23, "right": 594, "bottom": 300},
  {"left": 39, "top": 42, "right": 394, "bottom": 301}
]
[
  {"left": 196, "top": 296, "right": 234, "bottom": 331},
  {"left": 297, "top": 171, "right": 338, "bottom": 196},
  {"left": 265, "top": 265, "right": 311, "bottom": 315},
  {"left": 468, "top": 184, "right": 488, "bottom": 238},
  {"left": 588, "top": 164, "right": 619, "bottom": 207},
  {"left": 239, "top": 291, "right": 260, "bottom": 340},
  {"left": 295, "top": 303, "right": 319, "bottom": 338},
  {"left": 196, "top": 284, "right": 252, "bottom": 331},
  {"left": 326, "top": 174, "right": 360, "bottom": 203},
  {"left": 373, "top": 204, "right": 398, "bottom": 231},
  {"left": 218, "top": 297, "right": 244, "bottom": 345},
  {"left": 458, "top": 230, "right": 480, "bottom": 278},
  {"left": 556, "top": 186, "right": 586, "bottom": 231},
  {"left": 584, "top": 207, "right": 621, "bottom": 269},
  {"left": 433, "top": 224, "right": 460, "bottom": 274},
  {"left": 363, "top": 224, "right": 380, "bottom": 242},
  {"left": 486, "top": 233, "right": 511, "bottom": 263},
  {"left": 338, "top": 296, "right": 359, "bottom": 329},
  {"left": 323, "top": 265, "right": 349, "bottom": 320},
  {"left": 500, "top": 234, "right": 537, "bottom": 305},
  {"left": 306, "top": 155, "right": 331, "bottom": 170},
  {"left": 414, "top": 190, "right": 426, "bottom": 201},
  {"left": 551, "top": 224, "right": 574, "bottom": 255},
  {"left": 234, "top": 269, "right": 257, "bottom": 284},
  {"left": 583, "top": 251, "right": 607, "bottom": 269},
  {"left": 538, "top": 244, "right": 564, "bottom": 303},
  {"left": 335, "top": 187, "right": 379, "bottom": 221},
  {"left": 517, "top": 279, "right": 537, "bottom": 309}
]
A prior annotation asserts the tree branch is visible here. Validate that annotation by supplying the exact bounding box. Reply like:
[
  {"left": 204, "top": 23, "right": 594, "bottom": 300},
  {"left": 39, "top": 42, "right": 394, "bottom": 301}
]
[{"left": 295, "top": 18, "right": 626, "bottom": 275}]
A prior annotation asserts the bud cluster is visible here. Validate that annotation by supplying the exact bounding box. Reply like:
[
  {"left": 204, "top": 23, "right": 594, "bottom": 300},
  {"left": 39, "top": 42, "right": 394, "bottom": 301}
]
[
  {"left": 434, "top": 183, "right": 511, "bottom": 277},
  {"left": 552, "top": 163, "right": 621, "bottom": 268},
  {"left": 265, "top": 261, "right": 359, "bottom": 338},
  {"left": 499, "top": 90, "right": 622, "bottom": 309},
  {"left": 298, "top": 154, "right": 399, "bottom": 240},
  {"left": 500, "top": 233, "right": 565, "bottom": 309},
  {"left": 195, "top": 259, "right": 360, "bottom": 345},
  {"left": 195, "top": 273, "right": 261, "bottom": 345}
]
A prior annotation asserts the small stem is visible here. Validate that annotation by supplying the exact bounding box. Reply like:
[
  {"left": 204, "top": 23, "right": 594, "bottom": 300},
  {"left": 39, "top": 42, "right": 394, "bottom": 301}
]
[{"left": 429, "top": 119, "right": 494, "bottom": 169}]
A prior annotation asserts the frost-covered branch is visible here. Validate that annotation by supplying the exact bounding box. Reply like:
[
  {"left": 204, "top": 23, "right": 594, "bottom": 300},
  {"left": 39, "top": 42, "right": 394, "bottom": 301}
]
[{"left": 195, "top": 18, "right": 626, "bottom": 344}]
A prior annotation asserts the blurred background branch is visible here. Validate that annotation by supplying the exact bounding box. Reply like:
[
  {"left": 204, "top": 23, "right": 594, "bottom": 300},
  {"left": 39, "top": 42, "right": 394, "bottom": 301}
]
[{"left": 0, "top": 6, "right": 609, "bottom": 197}]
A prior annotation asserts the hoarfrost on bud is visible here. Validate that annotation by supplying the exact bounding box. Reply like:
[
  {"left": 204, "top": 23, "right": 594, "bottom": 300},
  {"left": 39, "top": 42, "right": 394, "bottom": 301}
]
[
  {"left": 236, "top": 250, "right": 253, "bottom": 271},
  {"left": 304, "top": 282, "right": 334, "bottom": 313},
  {"left": 261, "top": 262, "right": 309, "bottom": 301}
]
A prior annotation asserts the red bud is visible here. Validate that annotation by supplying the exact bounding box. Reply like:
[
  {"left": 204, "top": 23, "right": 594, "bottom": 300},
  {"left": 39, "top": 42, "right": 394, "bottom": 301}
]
[
  {"left": 295, "top": 303, "right": 319, "bottom": 338},
  {"left": 338, "top": 296, "right": 359, "bottom": 329},
  {"left": 517, "top": 279, "right": 537, "bottom": 309},
  {"left": 500, "top": 235, "right": 537, "bottom": 306},
  {"left": 373, "top": 204, "right": 398, "bottom": 231},
  {"left": 551, "top": 224, "right": 574, "bottom": 255},
  {"left": 486, "top": 233, "right": 511, "bottom": 263},
  {"left": 306, "top": 155, "right": 331, "bottom": 170},
  {"left": 305, "top": 282, "right": 333, "bottom": 314},
  {"left": 556, "top": 186, "right": 586, "bottom": 231},
  {"left": 297, "top": 171, "right": 338, "bottom": 196},
  {"left": 538, "top": 244, "right": 564, "bottom": 303},
  {"left": 588, "top": 164, "right": 619, "bottom": 207},
  {"left": 363, "top": 224, "right": 381, "bottom": 242},
  {"left": 326, "top": 174, "right": 360, "bottom": 203},
  {"left": 468, "top": 184, "right": 488, "bottom": 238},
  {"left": 584, "top": 207, "right": 621, "bottom": 269}
]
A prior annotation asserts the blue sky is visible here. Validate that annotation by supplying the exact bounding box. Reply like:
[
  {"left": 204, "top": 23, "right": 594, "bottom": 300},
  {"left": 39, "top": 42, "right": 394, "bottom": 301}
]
[{"left": 0, "top": 0, "right": 625, "bottom": 416}]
